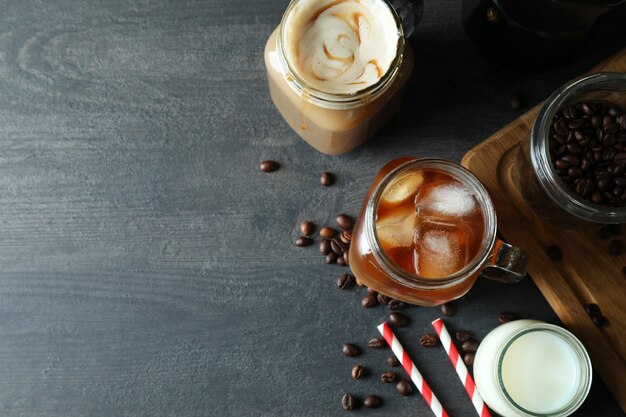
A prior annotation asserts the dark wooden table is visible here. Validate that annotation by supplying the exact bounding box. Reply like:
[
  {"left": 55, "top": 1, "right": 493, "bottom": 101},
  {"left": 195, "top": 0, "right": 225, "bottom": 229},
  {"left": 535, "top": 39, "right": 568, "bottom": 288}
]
[{"left": 0, "top": 0, "right": 625, "bottom": 416}]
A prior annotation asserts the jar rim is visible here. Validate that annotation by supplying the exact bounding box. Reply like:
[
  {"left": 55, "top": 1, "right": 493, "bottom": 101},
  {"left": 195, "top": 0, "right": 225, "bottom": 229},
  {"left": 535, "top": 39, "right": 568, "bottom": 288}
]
[
  {"left": 494, "top": 323, "right": 592, "bottom": 417},
  {"left": 530, "top": 71, "right": 626, "bottom": 223},
  {"left": 364, "top": 158, "right": 497, "bottom": 289},
  {"left": 276, "top": 0, "right": 406, "bottom": 110}
]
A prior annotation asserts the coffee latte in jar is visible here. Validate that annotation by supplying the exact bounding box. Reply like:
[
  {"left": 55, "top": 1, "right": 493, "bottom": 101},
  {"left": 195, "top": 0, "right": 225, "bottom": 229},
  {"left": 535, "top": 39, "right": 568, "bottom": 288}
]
[{"left": 264, "top": 0, "right": 419, "bottom": 155}]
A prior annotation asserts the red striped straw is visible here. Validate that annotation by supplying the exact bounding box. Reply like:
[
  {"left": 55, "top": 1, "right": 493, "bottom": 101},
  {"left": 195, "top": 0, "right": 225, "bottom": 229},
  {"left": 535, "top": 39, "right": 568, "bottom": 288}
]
[
  {"left": 378, "top": 322, "right": 449, "bottom": 417},
  {"left": 432, "top": 318, "right": 491, "bottom": 417}
]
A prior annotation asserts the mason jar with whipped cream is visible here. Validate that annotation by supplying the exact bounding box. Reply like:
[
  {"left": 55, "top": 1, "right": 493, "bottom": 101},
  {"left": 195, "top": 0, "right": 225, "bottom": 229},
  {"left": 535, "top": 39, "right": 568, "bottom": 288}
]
[{"left": 264, "top": 0, "right": 422, "bottom": 155}]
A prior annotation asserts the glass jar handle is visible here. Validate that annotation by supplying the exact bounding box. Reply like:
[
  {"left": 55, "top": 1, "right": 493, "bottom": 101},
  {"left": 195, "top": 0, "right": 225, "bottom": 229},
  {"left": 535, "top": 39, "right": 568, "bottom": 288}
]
[
  {"left": 389, "top": 0, "right": 423, "bottom": 38},
  {"left": 480, "top": 239, "right": 529, "bottom": 283}
]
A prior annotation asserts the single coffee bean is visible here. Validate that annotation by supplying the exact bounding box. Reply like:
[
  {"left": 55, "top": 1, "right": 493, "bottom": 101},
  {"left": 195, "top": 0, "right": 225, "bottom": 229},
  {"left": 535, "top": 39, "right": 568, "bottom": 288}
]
[
  {"left": 320, "top": 227, "right": 336, "bottom": 238},
  {"left": 363, "top": 395, "right": 381, "bottom": 409},
  {"left": 336, "top": 214, "right": 354, "bottom": 230},
  {"left": 337, "top": 255, "right": 346, "bottom": 267},
  {"left": 342, "top": 251, "right": 350, "bottom": 266},
  {"left": 585, "top": 303, "right": 601, "bottom": 318},
  {"left": 387, "top": 356, "right": 400, "bottom": 367},
  {"left": 455, "top": 330, "right": 471, "bottom": 342},
  {"left": 299, "top": 221, "right": 315, "bottom": 236},
  {"left": 388, "top": 300, "right": 407, "bottom": 311},
  {"left": 510, "top": 93, "right": 525, "bottom": 110},
  {"left": 389, "top": 312, "right": 409, "bottom": 327},
  {"left": 326, "top": 252, "right": 338, "bottom": 264},
  {"left": 295, "top": 236, "right": 313, "bottom": 247},
  {"left": 320, "top": 171, "right": 335, "bottom": 186},
  {"left": 341, "top": 393, "right": 359, "bottom": 411},
  {"left": 342, "top": 343, "right": 360, "bottom": 357},
  {"left": 351, "top": 364, "right": 366, "bottom": 380},
  {"left": 381, "top": 371, "right": 397, "bottom": 383},
  {"left": 337, "top": 274, "right": 355, "bottom": 290},
  {"left": 368, "top": 337, "right": 387, "bottom": 349},
  {"left": 497, "top": 312, "right": 516, "bottom": 324},
  {"left": 340, "top": 230, "right": 352, "bottom": 244},
  {"left": 331, "top": 238, "right": 346, "bottom": 255},
  {"left": 609, "top": 239, "right": 624, "bottom": 256},
  {"left": 546, "top": 245, "right": 563, "bottom": 261},
  {"left": 320, "top": 239, "right": 331, "bottom": 255},
  {"left": 462, "top": 339, "right": 479, "bottom": 353},
  {"left": 362, "top": 294, "right": 378, "bottom": 308},
  {"left": 396, "top": 379, "right": 414, "bottom": 396},
  {"left": 463, "top": 353, "right": 475, "bottom": 367},
  {"left": 377, "top": 293, "right": 390, "bottom": 305},
  {"left": 440, "top": 303, "right": 454, "bottom": 316},
  {"left": 260, "top": 160, "right": 279, "bottom": 172},
  {"left": 419, "top": 333, "right": 438, "bottom": 347}
]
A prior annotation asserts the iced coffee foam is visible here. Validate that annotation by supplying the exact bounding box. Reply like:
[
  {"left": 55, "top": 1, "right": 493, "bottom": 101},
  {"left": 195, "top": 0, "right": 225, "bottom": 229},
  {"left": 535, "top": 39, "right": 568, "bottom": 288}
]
[{"left": 283, "top": 0, "right": 400, "bottom": 94}]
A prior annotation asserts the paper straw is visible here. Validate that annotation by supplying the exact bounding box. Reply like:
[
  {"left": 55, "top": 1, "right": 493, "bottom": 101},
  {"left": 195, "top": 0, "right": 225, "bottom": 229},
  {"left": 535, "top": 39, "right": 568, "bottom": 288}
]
[
  {"left": 432, "top": 318, "right": 491, "bottom": 417},
  {"left": 378, "top": 322, "right": 449, "bottom": 417}
]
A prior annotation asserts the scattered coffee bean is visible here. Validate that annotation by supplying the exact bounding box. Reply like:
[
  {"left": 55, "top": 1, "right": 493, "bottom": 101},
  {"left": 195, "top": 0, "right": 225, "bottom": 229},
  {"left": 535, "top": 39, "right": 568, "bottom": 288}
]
[
  {"left": 368, "top": 337, "right": 387, "bottom": 349},
  {"left": 362, "top": 294, "right": 378, "bottom": 308},
  {"left": 463, "top": 353, "right": 475, "bottom": 367},
  {"left": 337, "top": 274, "right": 355, "bottom": 290},
  {"left": 440, "top": 303, "right": 454, "bottom": 316},
  {"left": 455, "top": 330, "right": 471, "bottom": 342},
  {"left": 462, "top": 339, "right": 479, "bottom": 353},
  {"left": 337, "top": 256, "right": 347, "bottom": 267},
  {"left": 340, "top": 230, "right": 352, "bottom": 244},
  {"left": 320, "top": 227, "right": 336, "bottom": 238},
  {"left": 300, "top": 221, "right": 315, "bottom": 236},
  {"left": 585, "top": 303, "right": 601, "bottom": 318},
  {"left": 336, "top": 214, "right": 354, "bottom": 230},
  {"left": 389, "top": 312, "right": 409, "bottom": 327},
  {"left": 326, "top": 252, "right": 338, "bottom": 264},
  {"left": 497, "top": 312, "right": 516, "bottom": 324},
  {"left": 351, "top": 364, "right": 366, "bottom": 380},
  {"left": 381, "top": 371, "right": 397, "bottom": 383},
  {"left": 510, "top": 93, "right": 525, "bottom": 110},
  {"left": 341, "top": 393, "right": 359, "bottom": 411},
  {"left": 295, "top": 236, "right": 313, "bottom": 247},
  {"left": 343, "top": 251, "right": 350, "bottom": 266},
  {"left": 331, "top": 239, "right": 346, "bottom": 255},
  {"left": 388, "top": 300, "right": 407, "bottom": 311},
  {"left": 260, "top": 160, "right": 279, "bottom": 172},
  {"left": 396, "top": 379, "right": 414, "bottom": 396},
  {"left": 320, "top": 239, "right": 331, "bottom": 255},
  {"left": 546, "top": 245, "right": 563, "bottom": 261},
  {"left": 419, "top": 333, "right": 438, "bottom": 347},
  {"left": 387, "top": 356, "right": 400, "bottom": 367},
  {"left": 342, "top": 343, "right": 360, "bottom": 357},
  {"left": 592, "top": 315, "right": 608, "bottom": 327},
  {"left": 363, "top": 395, "right": 381, "bottom": 409},
  {"left": 321, "top": 171, "right": 335, "bottom": 186},
  {"left": 609, "top": 239, "right": 624, "bottom": 256},
  {"left": 377, "top": 293, "right": 390, "bottom": 305}
]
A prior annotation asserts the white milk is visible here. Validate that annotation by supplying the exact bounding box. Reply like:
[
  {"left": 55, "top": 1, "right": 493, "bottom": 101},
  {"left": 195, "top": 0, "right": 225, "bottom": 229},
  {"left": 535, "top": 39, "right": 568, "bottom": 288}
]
[{"left": 474, "top": 320, "right": 592, "bottom": 417}]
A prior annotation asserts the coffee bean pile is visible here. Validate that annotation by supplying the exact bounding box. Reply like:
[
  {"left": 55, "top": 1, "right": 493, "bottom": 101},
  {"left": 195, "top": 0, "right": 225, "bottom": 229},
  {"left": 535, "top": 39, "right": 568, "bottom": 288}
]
[
  {"left": 294, "top": 213, "right": 353, "bottom": 267},
  {"left": 548, "top": 100, "right": 626, "bottom": 207}
]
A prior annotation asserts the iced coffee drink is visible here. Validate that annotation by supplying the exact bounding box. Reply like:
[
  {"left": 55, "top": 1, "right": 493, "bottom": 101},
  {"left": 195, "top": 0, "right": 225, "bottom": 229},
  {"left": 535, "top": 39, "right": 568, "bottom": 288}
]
[
  {"left": 349, "top": 158, "right": 528, "bottom": 306},
  {"left": 264, "top": 0, "right": 414, "bottom": 155}
]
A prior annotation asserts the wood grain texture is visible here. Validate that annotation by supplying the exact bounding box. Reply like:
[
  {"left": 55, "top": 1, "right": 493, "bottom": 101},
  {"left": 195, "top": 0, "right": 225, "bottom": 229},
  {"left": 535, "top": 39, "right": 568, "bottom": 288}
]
[
  {"left": 462, "top": 49, "right": 626, "bottom": 412},
  {"left": 0, "top": 0, "right": 624, "bottom": 416}
]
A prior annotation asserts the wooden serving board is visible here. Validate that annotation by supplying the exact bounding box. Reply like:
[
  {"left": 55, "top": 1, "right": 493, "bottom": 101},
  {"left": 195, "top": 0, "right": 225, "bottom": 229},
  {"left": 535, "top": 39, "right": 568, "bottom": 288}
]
[{"left": 462, "top": 48, "right": 626, "bottom": 412}]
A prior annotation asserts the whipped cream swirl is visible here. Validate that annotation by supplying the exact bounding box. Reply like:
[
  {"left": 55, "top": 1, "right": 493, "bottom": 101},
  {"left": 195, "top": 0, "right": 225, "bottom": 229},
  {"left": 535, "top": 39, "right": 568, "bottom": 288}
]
[{"left": 283, "top": 0, "right": 400, "bottom": 95}]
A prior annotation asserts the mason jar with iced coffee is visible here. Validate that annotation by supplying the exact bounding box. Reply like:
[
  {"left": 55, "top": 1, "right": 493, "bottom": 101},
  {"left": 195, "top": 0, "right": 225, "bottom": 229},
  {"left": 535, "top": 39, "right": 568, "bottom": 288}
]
[
  {"left": 264, "top": 0, "right": 422, "bottom": 155},
  {"left": 349, "top": 158, "right": 529, "bottom": 306}
]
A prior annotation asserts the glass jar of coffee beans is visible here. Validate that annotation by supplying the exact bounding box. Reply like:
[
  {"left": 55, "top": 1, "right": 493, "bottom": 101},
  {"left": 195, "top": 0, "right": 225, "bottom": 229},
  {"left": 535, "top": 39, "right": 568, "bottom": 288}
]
[{"left": 516, "top": 72, "right": 626, "bottom": 225}]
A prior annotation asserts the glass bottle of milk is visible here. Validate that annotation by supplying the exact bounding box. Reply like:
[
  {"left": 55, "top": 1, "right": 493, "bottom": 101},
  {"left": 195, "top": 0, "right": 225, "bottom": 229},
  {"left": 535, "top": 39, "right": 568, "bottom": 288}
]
[{"left": 474, "top": 320, "right": 592, "bottom": 417}]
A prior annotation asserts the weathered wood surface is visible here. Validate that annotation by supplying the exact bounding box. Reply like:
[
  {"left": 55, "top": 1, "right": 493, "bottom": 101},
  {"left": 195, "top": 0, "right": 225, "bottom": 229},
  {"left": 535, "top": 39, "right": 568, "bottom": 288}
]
[{"left": 0, "top": 0, "right": 624, "bottom": 416}]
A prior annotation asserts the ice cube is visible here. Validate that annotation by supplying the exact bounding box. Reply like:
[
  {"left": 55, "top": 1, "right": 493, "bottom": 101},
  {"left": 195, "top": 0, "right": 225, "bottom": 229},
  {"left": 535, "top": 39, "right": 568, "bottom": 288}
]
[
  {"left": 416, "top": 182, "right": 477, "bottom": 218},
  {"left": 415, "top": 218, "right": 472, "bottom": 278},
  {"left": 375, "top": 203, "right": 416, "bottom": 253},
  {"left": 380, "top": 172, "right": 424, "bottom": 208}
]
